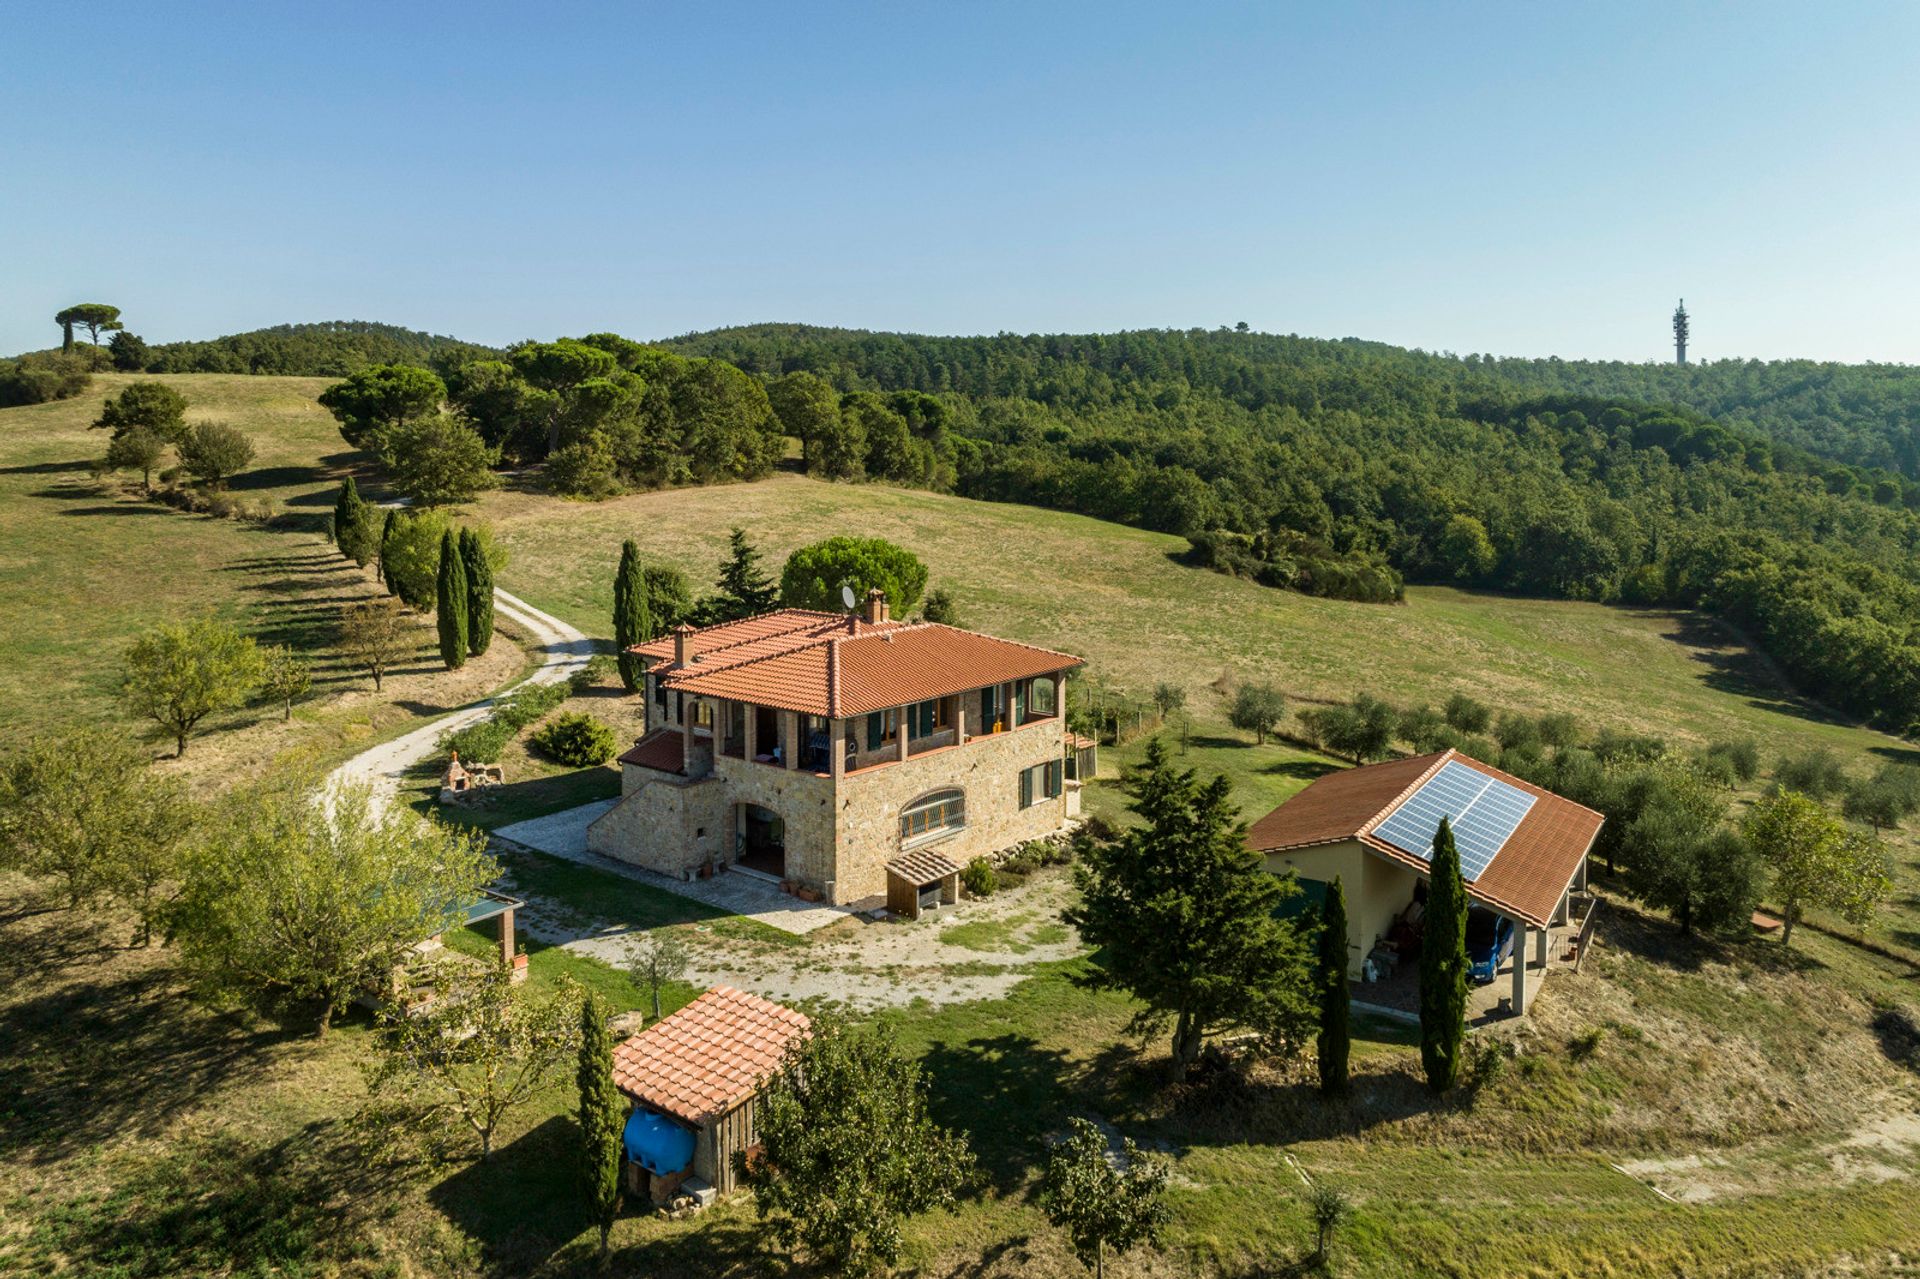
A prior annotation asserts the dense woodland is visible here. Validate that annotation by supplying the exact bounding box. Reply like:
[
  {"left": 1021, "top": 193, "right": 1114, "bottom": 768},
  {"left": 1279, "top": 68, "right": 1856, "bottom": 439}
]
[{"left": 667, "top": 325, "right": 1920, "bottom": 733}]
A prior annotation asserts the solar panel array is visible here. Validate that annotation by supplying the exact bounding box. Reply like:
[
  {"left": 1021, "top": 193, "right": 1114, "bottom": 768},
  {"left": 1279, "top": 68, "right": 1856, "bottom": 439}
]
[{"left": 1370, "top": 760, "right": 1536, "bottom": 882}]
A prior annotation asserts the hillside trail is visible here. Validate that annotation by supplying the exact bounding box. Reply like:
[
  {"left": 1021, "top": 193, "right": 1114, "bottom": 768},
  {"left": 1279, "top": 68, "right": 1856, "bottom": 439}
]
[{"left": 325, "top": 588, "right": 594, "bottom": 815}]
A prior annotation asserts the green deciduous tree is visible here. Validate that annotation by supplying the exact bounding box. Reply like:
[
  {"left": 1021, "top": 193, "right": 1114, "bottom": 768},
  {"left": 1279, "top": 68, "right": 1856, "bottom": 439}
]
[
  {"left": 436, "top": 528, "right": 469, "bottom": 669},
  {"left": 105, "top": 426, "right": 166, "bottom": 492},
  {"left": 379, "top": 509, "right": 449, "bottom": 609},
  {"left": 1745, "top": 790, "right": 1894, "bottom": 946},
  {"left": 94, "top": 380, "right": 188, "bottom": 445},
  {"left": 1317, "top": 876, "right": 1351, "bottom": 1095},
  {"left": 739, "top": 1021, "right": 975, "bottom": 1274},
  {"left": 459, "top": 526, "right": 495, "bottom": 656},
  {"left": 174, "top": 780, "right": 497, "bottom": 1036},
  {"left": 0, "top": 728, "right": 195, "bottom": 937},
  {"left": 122, "top": 618, "right": 266, "bottom": 756},
  {"left": 259, "top": 645, "right": 314, "bottom": 721},
  {"left": 710, "top": 526, "right": 778, "bottom": 621},
  {"left": 613, "top": 539, "right": 653, "bottom": 692},
  {"left": 628, "top": 931, "right": 689, "bottom": 1022},
  {"left": 1228, "top": 682, "right": 1286, "bottom": 744},
  {"left": 1419, "top": 817, "right": 1469, "bottom": 1092},
  {"left": 770, "top": 370, "right": 856, "bottom": 478},
  {"left": 1438, "top": 513, "right": 1498, "bottom": 579},
  {"left": 576, "top": 991, "right": 623, "bottom": 1254},
  {"left": 366, "top": 962, "right": 579, "bottom": 1160},
  {"left": 1443, "top": 693, "right": 1491, "bottom": 735},
  {"left": 377, "top": 412, "right": 500, "bottom": 506},
  {"left": 1065, "top": 738, "right": 1315, "bottom": 1079},
  {"left": 511, "top": 339, "right": 619, "bottom": 457},
  {"left": 1038, "top": 1117, "right": 1170, "bottom": 1279},
  {"left": 319, "top": 363, "right": 446, "bottom": 450},
  {"left": 779, "top": 535, "right": 929, "bottom": 615},
  {"left": 340, "top": 597, "right": 413, "bottom": 691},
  {"left": 178, "top": 421, "right": 255, "bottom": 486}
]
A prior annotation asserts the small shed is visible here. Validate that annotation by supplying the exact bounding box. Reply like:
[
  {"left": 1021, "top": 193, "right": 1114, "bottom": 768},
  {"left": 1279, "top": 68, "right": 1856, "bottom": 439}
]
[
  {"left": 886, "top": 847, "right": 962, "bottom": 920},
  {"left": 611, "top": 986, "right": 811, "bottom": 1203},
  {"left": 1065, "top": 732, "right": 1098, "bottom": 781}
]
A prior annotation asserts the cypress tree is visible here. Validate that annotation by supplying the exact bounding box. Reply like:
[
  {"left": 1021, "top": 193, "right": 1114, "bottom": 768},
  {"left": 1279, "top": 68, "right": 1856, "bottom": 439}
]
[
  {"left": 1419, "top": 817, "right": 1469, "bottom": 1093},
  {"left": 613, "top": 539, "right": 652, "bottom": 692},
  {"left": 461, "top": 527, "right": 494, "bottom": 657},
  {"left": 378, "top": 508, "right": 400, "bottom": 596},
  {"left": 332, "top": 478, "right": 367, "bottom": 562},
  {"left": 1316, "top": 876, "right": 1351, "bottom": 1096},
  {"left": 436, "top": 528, "right": 468, "bottom": 670},
  {"left": 576, "top": 992, "right": 623, "bottom": 1255}
]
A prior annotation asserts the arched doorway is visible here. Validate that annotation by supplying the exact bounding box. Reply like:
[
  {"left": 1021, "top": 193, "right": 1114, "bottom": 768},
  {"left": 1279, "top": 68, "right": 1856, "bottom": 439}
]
[{"left": 737, "top": 803, "right": 785, "bottom": 879}]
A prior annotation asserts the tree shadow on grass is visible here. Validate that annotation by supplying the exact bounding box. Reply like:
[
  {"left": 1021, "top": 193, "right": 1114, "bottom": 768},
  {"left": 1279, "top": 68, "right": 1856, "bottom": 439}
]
[
  {"left": 1664, "top": 610, "right": 1852, "bottom": 730},
  {"left": 1264, "top": 759, "right": 1339, "bottom": 782},
  {"left": 1870, "top": 1006, "right": 1920, "bottom": 1075},
  {"left": 227, "top": 463, "right": 331, "bottom": 493},
  {"left": 0, "top": 920, "right": 297, "bottom": 1166},
  {"left": 54, "top": 503, "right": 172, "bottom": 517},
  {"left": 428, "top": 1113, "right": 582, "bottom": 1275},
  {"left": 0, "top": 457, "right": 94, "bottom": 476}
]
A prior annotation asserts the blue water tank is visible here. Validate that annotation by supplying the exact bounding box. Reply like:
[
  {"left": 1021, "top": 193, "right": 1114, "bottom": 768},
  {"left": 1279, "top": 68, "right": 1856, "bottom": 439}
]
[{"left": 623, "top": 1108, "right": 696, "bottom": 1176}]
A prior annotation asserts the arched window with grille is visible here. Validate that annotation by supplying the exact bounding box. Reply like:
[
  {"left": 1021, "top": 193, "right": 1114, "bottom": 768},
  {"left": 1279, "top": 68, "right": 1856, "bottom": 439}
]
[{"left": 900, "top": 788, "right": 965, "bottom": 846}]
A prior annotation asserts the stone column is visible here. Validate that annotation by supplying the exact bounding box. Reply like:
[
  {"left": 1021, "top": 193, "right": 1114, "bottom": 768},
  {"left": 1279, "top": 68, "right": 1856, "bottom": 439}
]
[
  {"left": 498, "top": 907, "right": 516, "bottom": 964},
  {"left": 831, "top": 720, "right": 845, "bottom": 780},
  {"left": 743, "top": 703, "right": 757, "bottom": 760},
  {"left": 954, "top": 697, "right": 967, "bottom": 744},
  {"left": 1533, "top": 924, "right": 1549, "bottom": 965},
  {"left": 897, "top": 706, "right": 911, "bottom": 762},
  {"left": 1511, "top": 925, "right": 1529, "bottom": 1016},
  {"left": 1574, "top": 856, "right": 1588, "bottom": 892},
  {"left": 682, "top": 702, "right": 695, "bottom": 769}
]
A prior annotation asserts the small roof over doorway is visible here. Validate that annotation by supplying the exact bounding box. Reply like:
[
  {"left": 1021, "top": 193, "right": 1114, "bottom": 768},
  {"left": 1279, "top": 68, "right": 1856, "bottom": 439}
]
[{"left": 887, "top": 847, "right": 964, "bottom": 888}]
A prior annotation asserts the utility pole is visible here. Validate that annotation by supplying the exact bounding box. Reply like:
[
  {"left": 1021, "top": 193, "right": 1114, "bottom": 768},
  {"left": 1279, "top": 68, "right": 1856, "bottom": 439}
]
[{"left": 1673, "top": 299, "right": 1690, "bottom": 365}]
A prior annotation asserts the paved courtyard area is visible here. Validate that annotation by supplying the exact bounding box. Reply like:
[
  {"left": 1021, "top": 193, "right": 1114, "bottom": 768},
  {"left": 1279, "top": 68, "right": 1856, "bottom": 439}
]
[
  {"left": 492, "top": 801, "right": 1086, "bottom": 1010},
  {"left": 494, "top": 800, "right": 854, "bottom": 935}
]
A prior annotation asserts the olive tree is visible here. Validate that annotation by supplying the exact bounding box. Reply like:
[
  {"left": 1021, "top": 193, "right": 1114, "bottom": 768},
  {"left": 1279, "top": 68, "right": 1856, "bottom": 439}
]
[
  {"left": 173, "top": 780, "right": 497, "bottom": 1037},
  {"left": 1038, "top": 1117, "right": 1169, "bottom": 1279},
  {"left": 122, "top": 618, "right": 265, "bottom": 756}
]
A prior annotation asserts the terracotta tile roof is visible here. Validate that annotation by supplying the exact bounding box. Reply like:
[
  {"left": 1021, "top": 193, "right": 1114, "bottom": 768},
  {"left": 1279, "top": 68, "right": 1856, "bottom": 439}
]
[
  {"left": 888, "top": 847, "right": 963, "bottom": 886},
  {"left": 616, "top": 728, "right": 684, "bottom": 774},
  {"left": 1247, "top": 749, "right": 1602, "bottom": 929},
  {"left": 612, "top": 986, "right": 811, "bottom": 1125},
  {"left": 636, "top": 613, "right": 1082, "bottom": 718},
  {"left": 1068, "top": 732, "right": 1098, "bottom": 751}
]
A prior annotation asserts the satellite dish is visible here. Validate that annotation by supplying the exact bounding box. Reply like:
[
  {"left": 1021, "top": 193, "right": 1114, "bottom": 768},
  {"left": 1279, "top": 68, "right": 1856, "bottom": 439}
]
[{"left": 841, "top": 583, "right": 858, "bottom": 611}]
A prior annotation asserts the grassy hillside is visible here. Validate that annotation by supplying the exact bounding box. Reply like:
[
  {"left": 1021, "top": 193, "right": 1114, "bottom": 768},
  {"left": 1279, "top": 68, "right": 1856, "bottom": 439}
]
[
  {"left": 476, "top": 472, "right": 1900, "bottom": 769},
  {"left": 0, "top": 374, "right": 531, "bottom": 776}
]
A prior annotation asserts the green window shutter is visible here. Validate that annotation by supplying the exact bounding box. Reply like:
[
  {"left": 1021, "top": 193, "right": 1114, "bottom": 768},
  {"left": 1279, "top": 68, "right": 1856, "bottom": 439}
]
[
  {"left": 920, "top": 701, "right": 936, "bottom": 737},
  {"left": 868, "top": 712, "right": 883, "bottom": 750},
  {"left": 1019, "top": 766, "right": 1033, "bottom": 809},
  {"left": 1048, "top": 759, "right": 1062, "bottom": 797}
]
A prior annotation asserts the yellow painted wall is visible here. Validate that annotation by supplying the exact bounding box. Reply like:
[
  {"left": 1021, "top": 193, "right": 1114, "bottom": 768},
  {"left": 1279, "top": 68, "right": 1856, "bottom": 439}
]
[{"left": 1262, "top": 839, "right": 1421, "bottom": 978}]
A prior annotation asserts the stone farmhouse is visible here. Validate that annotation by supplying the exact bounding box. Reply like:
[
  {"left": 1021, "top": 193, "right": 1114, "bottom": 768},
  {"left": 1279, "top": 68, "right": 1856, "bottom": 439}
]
[{"left": 587, "top": 590, "right": 1083, "bottom": 910}]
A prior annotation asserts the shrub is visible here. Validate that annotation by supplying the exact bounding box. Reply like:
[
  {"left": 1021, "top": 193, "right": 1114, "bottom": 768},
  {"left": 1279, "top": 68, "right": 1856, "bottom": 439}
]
[
  {"left": 531, "top": 712, "right": 618, "bottom": 767},
  {"left": 440, "top": 678, "right": 576, "bottom": 763},
  {"left": 1443, "top": 693, "right": 1491, "bottom": 734},
  {"left": 1704, "top": 738, "right": 1761, "bottom": 782},
  {"left": 1774, "top": 746, "right": 1849, "bottom": 799},
  {"left": 961, "top": 857, "right": 996, "bottom": 898}
]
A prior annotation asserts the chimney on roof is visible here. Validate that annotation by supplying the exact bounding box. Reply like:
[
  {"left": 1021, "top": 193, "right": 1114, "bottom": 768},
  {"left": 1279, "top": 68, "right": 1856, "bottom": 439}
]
[
  {"left": 673, "top": 623, "right": 695, "bottom": 666},
  {"left": 862, "top": 588, "right": 889, "bottom": 626}
]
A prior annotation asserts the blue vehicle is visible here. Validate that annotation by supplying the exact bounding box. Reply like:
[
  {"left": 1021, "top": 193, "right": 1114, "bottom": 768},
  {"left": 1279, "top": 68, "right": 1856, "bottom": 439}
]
[{"left": 1465, "top": 908, "right": 1515, "bottom": 985}]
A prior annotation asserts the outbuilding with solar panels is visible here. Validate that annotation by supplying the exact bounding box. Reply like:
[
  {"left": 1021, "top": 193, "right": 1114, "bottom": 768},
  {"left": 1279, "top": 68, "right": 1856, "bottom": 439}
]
[{"left": 1246, "top": 749, "right": 1603, "bottom": 1015}]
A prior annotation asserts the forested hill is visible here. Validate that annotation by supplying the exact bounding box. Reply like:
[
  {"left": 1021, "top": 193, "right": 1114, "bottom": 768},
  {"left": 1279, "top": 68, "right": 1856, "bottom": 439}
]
[
  {"left": 143, "top": 321, "right": 498, "bottom": 376},
  {"left": 664, "top": 323, "right": 1920, "bottom": 481},
  {"left": 662, "top": 323, "right": 1920, "bottom": 733}
]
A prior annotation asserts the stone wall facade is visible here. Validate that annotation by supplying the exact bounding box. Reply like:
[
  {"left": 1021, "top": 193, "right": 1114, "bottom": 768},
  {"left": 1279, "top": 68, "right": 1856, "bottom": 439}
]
[
  {"left": 586, "top": 767, "right": 729, "bottom": 878},
  {"left": 833, "top": 717, "right": 1070, "bottom": 904},
  {"left": 590, "top": 711, "right": 1071, "bottom": 905}
]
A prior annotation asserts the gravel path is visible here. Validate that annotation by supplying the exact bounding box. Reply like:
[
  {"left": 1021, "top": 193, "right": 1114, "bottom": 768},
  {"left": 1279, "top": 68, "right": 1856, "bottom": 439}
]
[{"left": 326, "top": 588, "right": 595, "bottom": 814}]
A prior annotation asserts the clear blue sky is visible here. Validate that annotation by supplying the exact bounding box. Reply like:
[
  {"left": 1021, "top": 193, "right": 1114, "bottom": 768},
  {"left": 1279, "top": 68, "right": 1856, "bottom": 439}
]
[{"left": 6, "top": 2, "right": 1918, "bottom": 361}]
